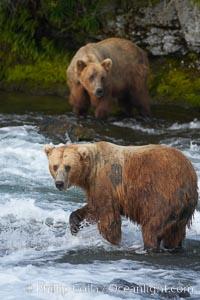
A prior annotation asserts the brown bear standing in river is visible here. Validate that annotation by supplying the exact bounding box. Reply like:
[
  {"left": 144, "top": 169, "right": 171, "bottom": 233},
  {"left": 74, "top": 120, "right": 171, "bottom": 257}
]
[
  {"left": 44, "top": 142, "right": 198, "bottom": 251},
  {"left": 66, "top": 38, "right": 151, "bottom": 119}
]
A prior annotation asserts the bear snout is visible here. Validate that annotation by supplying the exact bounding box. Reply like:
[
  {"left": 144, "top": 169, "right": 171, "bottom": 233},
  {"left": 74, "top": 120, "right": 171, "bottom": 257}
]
[
  {"left": 95, "top": 87, "right": 104, "bottom": 98},
  {"left": 55, "top": 181, "right": 65, "bottom": 191}
]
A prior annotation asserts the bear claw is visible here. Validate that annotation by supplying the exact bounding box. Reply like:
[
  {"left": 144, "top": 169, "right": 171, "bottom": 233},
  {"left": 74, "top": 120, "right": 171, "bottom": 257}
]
[{"left": 69, "top": 211, "right": 82, "bottom": 235}]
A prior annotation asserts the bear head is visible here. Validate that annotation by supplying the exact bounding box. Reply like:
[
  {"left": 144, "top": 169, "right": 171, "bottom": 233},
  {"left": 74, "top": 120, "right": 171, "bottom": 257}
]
[
  {"left": 44, "top": 145, "right": 91, "bottom": 191},
  {"left": 76, "top": 58, "right": 112, "bottom": 101}
]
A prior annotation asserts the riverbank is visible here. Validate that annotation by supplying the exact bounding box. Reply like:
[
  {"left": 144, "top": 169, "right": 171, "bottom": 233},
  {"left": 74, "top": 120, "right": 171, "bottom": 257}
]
[
  {"left": 0, "top": 54, "right": 200, "bottom": 109},
  {"left": 1, "top": 0, "right": 200, "bottom": 109}
]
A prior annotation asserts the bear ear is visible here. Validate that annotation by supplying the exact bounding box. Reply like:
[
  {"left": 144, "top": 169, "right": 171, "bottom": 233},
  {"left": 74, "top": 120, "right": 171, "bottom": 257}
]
[
  {"left": 101, "top": 58, "right": 112, "bottom": 72},
  {"left": 76, "top": 60, "right": 87, "bottom": 77},
  {"left": 44, "top": 145, "right": 54, "bottom": 156},
  {"left": 77, "top": 146, "right": 89, "bottom": 160}
]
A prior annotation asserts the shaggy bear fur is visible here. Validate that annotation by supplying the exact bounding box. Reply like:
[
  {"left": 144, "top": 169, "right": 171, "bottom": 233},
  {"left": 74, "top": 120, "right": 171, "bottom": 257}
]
[
  {"left": 66, "top": 37, "right": 151, "bottom": 119},
  {"left": 44, "top": 142, "right": 198, "bottom": 250}
]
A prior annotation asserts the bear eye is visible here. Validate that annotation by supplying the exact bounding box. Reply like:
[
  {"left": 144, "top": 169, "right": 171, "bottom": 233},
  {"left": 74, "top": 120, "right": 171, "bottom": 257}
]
[
  {"left": 101, "top": 76, "right": 105, "bottom": 82},
  {"left": 65, "top": 165, "right": 71, "bottom": 172},
  {"left": 89, "top": 73, "right": 95, "bottom": 81},
  {"left": 53, "top": 165, "right": 58, "bottom": 172}
]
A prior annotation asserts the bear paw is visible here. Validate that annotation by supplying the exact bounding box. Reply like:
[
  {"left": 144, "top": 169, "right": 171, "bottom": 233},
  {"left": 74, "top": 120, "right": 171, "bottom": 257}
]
[{"left": 69, "top": 211, "right": 82, "bottom": 235}]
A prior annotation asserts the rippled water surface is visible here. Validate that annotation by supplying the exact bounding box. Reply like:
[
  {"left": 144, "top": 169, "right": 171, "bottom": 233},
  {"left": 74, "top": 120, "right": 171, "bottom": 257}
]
[{"left": 0, "top": 93, "right": 200, "bottom": 299}]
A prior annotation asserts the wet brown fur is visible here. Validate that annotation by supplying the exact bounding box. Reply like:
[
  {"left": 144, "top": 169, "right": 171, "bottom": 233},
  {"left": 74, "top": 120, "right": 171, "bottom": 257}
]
[
  {"left": 44, "top": 142, "right": 198, "bottom": 250},
  {"left": 66, "top": 37, "right": 151, "bottom": 119}
]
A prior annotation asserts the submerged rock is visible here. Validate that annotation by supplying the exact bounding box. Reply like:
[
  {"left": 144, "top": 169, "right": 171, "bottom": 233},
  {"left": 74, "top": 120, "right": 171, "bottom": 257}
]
[{"left": 38, "top": 115, "right": 95, "bottom": 144}]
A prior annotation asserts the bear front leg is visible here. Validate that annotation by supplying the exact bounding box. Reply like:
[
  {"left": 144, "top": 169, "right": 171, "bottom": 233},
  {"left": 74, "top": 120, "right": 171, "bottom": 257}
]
[
  {"left": 98, "top": 207, "right": 121, "bottom": 245},
  {"left": 69, "top": 204, "right": 96, "bottom": 235},
  {"left": 94, "top": 100, "right": 110, "bottom": 119},
  {"left": 98, "top": 214, "right": 121, "bottom": 245},
  {"left": 69, "top": 85, "right": 90, "bottom": 117},
  {"left": 93, "top": 174, "right": 122, "bottom": 245}
]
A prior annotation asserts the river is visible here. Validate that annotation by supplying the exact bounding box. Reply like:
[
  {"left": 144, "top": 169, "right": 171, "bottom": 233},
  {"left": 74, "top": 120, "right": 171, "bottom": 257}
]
[{"left": 0, "top": 92, "right": 199, "bottom": 300}]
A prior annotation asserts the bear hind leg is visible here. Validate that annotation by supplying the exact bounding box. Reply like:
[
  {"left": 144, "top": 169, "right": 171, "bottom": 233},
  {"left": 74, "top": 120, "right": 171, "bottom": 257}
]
[
  {"left": 163, "top": 224, "right": 186, "bottom": 250},
  {"left": 142, "top": 224, "right": 162, "bottom": 251},
  {"left": 130, "top": 90, "right": 151, "bottom": 119},
  {"left": 117, "top": 93, "right": 133, "bottom": 117}
]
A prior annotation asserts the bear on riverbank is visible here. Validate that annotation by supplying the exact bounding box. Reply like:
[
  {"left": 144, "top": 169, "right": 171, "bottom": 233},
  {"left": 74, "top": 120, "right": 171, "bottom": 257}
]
[
  {"left": 66, "top": 38, "right": 151, "bottom": 119},
  {"left": 44, "top": 142, "right": 198, "bottom": 250}
]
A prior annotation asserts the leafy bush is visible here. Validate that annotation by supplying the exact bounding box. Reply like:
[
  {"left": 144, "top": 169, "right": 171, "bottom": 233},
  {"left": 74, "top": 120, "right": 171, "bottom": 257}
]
[{"left": 0, "top": 0, "right": 101, "bottom": 61}]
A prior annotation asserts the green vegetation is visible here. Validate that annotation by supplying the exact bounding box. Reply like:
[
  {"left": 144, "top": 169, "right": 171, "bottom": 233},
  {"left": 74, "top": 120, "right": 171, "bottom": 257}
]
[
  {"left": 0, "top": 0, "right": 102, "bottom": 94},
  {"left": 192, "top": 0, "right": 200, "bottom": 7},
  {"left": 0, "top": 0, "right": 101, "bottom": 56},
  {"left": 150, "top": 56, "right": 200, "bottom": 107},
  {"left": 157, "top": 69, "right": 200, "bottom": 106}
]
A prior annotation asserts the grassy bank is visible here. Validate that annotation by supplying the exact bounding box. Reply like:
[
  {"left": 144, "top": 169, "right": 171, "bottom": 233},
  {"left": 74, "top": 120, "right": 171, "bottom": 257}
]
[
  {"left": 0, "top": 51, "right": 69, "bottom": 97},
  {"left": 1, "top": 52, "right": 200, "bottom": 108},
  {"left": 150, "top": 55, "right": 200, "bottom": 107}
]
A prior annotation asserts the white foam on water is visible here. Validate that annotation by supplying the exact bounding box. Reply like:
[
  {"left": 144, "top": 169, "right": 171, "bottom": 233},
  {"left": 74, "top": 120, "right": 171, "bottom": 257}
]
[
  {"left": 187, "top": 211, "right": 200, "bottom": 240},
  {"left": 112, "top": 121, "right": 158, "bottom": 134},
  {"left": 0, "top": 196, "right": 143, "bottom": 261},
  {"left": 0, "top": 194, "right": 198, "bottom": 299},
  {"left": 0, "top": 125, "right": 50, "bottom": 187},
  {"left": 168, "top": 119, "right": 200, "bottom": 130},
  {"left": 182, "top": 142, "right": 200, "bottom": 198},
  {"left": 0, "top": 259, "right": 198, "bottom": 300}
]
